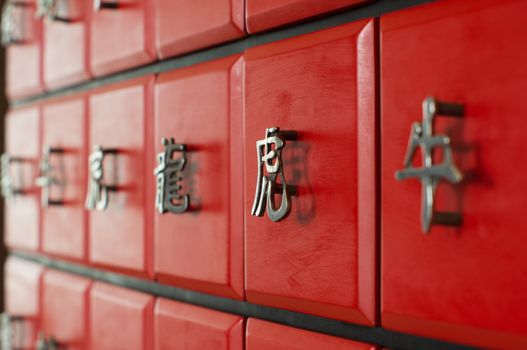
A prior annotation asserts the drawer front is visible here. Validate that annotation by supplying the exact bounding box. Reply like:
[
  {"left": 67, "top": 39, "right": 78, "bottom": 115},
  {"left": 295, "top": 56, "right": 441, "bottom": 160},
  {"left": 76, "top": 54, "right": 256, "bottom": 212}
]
[
  {"left": 381, "top": 1, "right": 527, "bottom": 348},
  {"left": 4, "top": 107, "right": 40, "bottom": 251},
  {"left": 246, "top": 319, "right": 376, "bottom": 350},
  {"left": 90, "top": 0, "right": 155, "bottom": 76},
  {"left": 154, "top": 56, "right": 244, "bottom": 299},
  {"left": 41, "top": 270, "right": 91, "bottom": 350},
  {"left": 42, "top": 0, "right": 90, "bottom": 88},
  {"left": 4, "top": 257, "right": 43, "bottom": 350},
  {"left": 154, "top": 0, "right": 244, "bottom": 59},
  {"left": 246, "top": 0, "right": 370, "bottom": 33},
  {"left": 90, "top": 282, "right": 154, "bottom": 350},
  {"left": 41, "top": 97, "right": 87, "bottom": 260},
  {"left": 154, "top": 298, "right": 243, "bottom": 350},
  {"left": 244, "top": 20, "right": 376, "bottom": 324},
  {"left": 88, "top": 77, "right": 153, "bottom": 276}
]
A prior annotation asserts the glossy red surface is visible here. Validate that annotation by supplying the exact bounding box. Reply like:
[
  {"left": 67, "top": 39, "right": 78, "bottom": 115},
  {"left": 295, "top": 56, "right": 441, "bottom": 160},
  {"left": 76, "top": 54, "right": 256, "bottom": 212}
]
[
  {"left": 244, "top": 20, "right": 376, "bottom": 324},
  {"left": 154, "top": 56, "right": 244, "bottom": 299},
  {"left": 41, "top": 270, "right": 91, "bottom": 350},
  {"left": 90, "top": 282, "right": 154, "bottom": 350},
  {"left": 41, "top": 96, "right": 87, "bottom": 261},
  {"left": 154, "top": 0, "right": 244, "bottom": 59},
  {"left": 381, "top": 1, "right": 527, "bottom": 348},
  {"left": 88, "top": 77, "right": 154, "bottom": 277},
  {"left": 246, "top": 0, "right": 370, "bottom": 33},
  {"left": 154, "top": 298, "right": 243, "bottom": 350},
  {"left": 246, "top": 319, "right": 376, "bottom": 350},
  {"left": 90, "top": 0, "right": 155, "bottom": 76},
  {"left": 5, "top": 107, "right": 41, "bottom": 251}
]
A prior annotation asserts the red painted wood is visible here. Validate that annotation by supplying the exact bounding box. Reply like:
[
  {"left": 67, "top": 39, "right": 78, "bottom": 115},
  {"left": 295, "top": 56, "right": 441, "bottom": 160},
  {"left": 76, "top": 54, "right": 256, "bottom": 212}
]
[
  {"left": 381, "top": 1, "right": 527, "bottom": 348},
  {"left": 4, "top": 256, "right": 43, "bottom": 350},
  {"left": 246, "top": 0, "right": 371, "bottom": 33},
  {"left": 41, "top": 96, "right": 87, "bottom": 261},
  {"left": 90, "top": 0, "right": 155, "bottom": 76},
  {"left": 5, "top": 107, "right": 40, "bottom": 251},
  {"left": 246, "top": 319, "right": 376, "bottom": 350},
  {"left": 43, "top": 0, "right": 91, "bottom": 88},
  {"left": 244, "top": 20, "right": 376, "bottom": 324},
  {"left": 154, "top": 0, "right": 244, "bottom": 59},
  {"left": 88, "top": 76, "right": 154, "bottom": 277},
  {"left": 154, "top": 56, "right": 244, "bottom": 299},
  {"left": 90, "top": 282, "right": 154, "bottom": 350},
  {"left": 154, "top": 298, "right": 243, "bottom": 350},
  {"left": 41, "top": 270, "right": 91, "bottom": 350}
]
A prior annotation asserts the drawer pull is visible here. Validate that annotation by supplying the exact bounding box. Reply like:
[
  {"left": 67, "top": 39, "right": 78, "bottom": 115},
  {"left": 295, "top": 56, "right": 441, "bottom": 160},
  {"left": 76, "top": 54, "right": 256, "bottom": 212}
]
[
  {"left": 85, "top": 145, "right": 118, "bottom": 211},
  {"left": 35, "top": 332, "right": 60, "bottom": 350},
  {"left": 1, "top": 2, "right": 34, "bottom": 45},
  {"left": 1, "top": 313, "right": 27, "bottom": 350},
  {"left": 36, "top": 0, "right": 76, "bottom": 23},
  {"left": 395, "top": 97, "right": 464, "bottom": 233},
  {"left": 93, "top": 0, "right": 119, "bottom": 11},
  {"left": 153, "top": 138, "right": 189, "bottom": 214},
  {"left": 252, "top": 127, "right": 297, "bottom": 222},
  {"left": 1, "top": 153, "right": 31, "bottom": 199},
  {"left": 35, "top": 146, "right": 64, "bottom": 207}
]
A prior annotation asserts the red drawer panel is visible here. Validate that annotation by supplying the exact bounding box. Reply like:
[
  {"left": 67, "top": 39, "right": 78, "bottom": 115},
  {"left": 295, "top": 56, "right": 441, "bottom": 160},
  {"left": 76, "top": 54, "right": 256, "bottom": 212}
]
[
  {"left": 246, "top": 319, "right": 376, "bottom": 350},
  {"left": 154, "top": 56, "right": 244, "bottom": 299},
  {"left": 4, "top": 107, "right": 40, "bottom": 251},
  {"left": 244, "top": 20, "right": 376, "bottom": 324},
  {"left": 154, "top": 298, "right": 243, "bottom": 350},
  {"left": 88, "top": 77, "right": 153, "bottom": 276},
  {"left": 90, "top": 282, "right": 154, "bottom": 350},
  {"left": 246, "top": 0, "right": 371, "bottom": 33},
  {"left": 41, "top": 96, "right": 87, "bottom": 261},
  {"left": 381, "top": 1, "right": 527, "bottom": 348},
  {"left": 41, "top": 270, "right": 91, "bottom": 350},
  {"left": 42, "top": 0, "right": 91, "bottom": 88},
  {"left": 90, "top": 0, "right": 155, "bottom": 76},
  {"left": 154, "top": 0, "right": 244, "bottom": 59}
]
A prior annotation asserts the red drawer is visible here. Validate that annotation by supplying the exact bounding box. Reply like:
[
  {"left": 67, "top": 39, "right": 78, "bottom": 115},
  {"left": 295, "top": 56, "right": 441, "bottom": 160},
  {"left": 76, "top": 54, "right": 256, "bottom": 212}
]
[
  {"left": 41, "top": 270, "right": 91, "bottom": 349},
  {"left": 246, "top": 0, "right": 371, "bottom": 33},
  {"left": 154, "top": 298, "right": 243, "bottom": 350},
  {"left": 90, "top": 282, "right": 154, "bottom": 350},
  {"left": 4, "top": 107, "right": 40, "bottom": 251},
  {"left": 41, "top": 96, "right": 87, "bottom": 261},
  {"left": 154, "top": 56, "right": 244, "bottom": 299},
  {"left": 244, "top": 20, "right": 376, "bottom": 324},
  {"left": 246, "top": 319, "right": 376, "bottom": 350},
  {"left": 154, "top": 0, "right": 244, "bottom": 59},
  {"left": 381, "top": 1, "right": 527, "bottom": 348},
  {"left": 4, "top": 0, "right": 43, "bottom": 98},
  {"left": 42, "top": 0, "right": 91, "bottom": 88},
  {"left": 90, "top": 0, "right": 155, "bottom": 76},
  {"left": 88, "top": 77, "right": 153, "bottom": 276},
  {"left": 4, "top": 256, "right": 43, "bottom": 350}
]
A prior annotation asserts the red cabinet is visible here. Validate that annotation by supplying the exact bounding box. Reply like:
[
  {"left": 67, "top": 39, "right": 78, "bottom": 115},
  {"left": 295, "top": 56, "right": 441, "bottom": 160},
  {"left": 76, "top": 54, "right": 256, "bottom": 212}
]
[
  {"left": 4, "top": 107, "right": 40, "bottom": 251},
  {"left": 246, "top": 0, "right": 370, "bottom": 33},
  {"left": 154, "top": 0, "right": 244, "bottom": 59},
  {"left": 90, "top": 282, "right": 154, "bottom": 350},
  {"left": 88, "top": 77, "right": 153, "bottom": 277},
  {"left": 154, "top": 298, "right": 243, "bottom": 350},
  {"left": 244, "top": 20, "right": 376, "bottom": 324},
  {"left": 246, "top": 319, "right": 376, "bottom": 350},
  {"left": 41, "top": 270, "right": 91, "bottom": 349},
  {"left": 41, "top": 96, "right": 87, "bottom": 261},
  {"left": 154, "top": 56, "right": 244, "bottom": 299},
  {"left": 90, "top": 0, "right": 155, "bottom": 76},
  {"left": 381, "top": 1, "right": 527, "bottom": 348}
]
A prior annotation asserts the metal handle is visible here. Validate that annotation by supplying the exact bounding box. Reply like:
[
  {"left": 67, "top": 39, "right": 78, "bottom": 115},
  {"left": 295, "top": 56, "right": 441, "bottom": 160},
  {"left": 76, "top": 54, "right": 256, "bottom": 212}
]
[
  {"left": 35, "top": 146, "right": 64, "bottom": 207},
  {"left": 1, "top": 153, "right": 32, "bottom": 199},
  {"left": 251, "top": 127, "right": 297, "bottom": 222},
  {"left": 93, "top": 0, "right": 118, "bottom": 11},
  {"left": 1, "top": 2, "right": 34, "bottom": 46},
  {"left": 35, "top": 332, "right": 59, "bottom": 350},
  {"left": 395, "top": 96, "right": 464, "bottom": 233},
  {"left": 1, "top": 313, "right": 26, "bottom": 350},
  {"left": 85, "top": 145, "right": 118, "bottom": 211},
  {"left": 36, "top": 0, "right": 77, "bottom": 23}
]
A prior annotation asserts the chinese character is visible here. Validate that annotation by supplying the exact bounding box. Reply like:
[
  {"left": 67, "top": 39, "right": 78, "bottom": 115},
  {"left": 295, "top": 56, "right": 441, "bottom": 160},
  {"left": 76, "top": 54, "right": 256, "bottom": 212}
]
[{"left": 85, "top": 146, "right": 111, "bottom": 211}]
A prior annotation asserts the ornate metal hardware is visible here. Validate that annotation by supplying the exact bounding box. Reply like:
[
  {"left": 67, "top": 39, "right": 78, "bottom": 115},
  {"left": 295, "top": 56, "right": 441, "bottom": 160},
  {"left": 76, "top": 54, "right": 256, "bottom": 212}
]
[
  {"left": 395, "top": 96, "right": 464, "bottom": 233},
  {"left": 36, "top": 0, "right": 75, "bottom": 23},
  {"left": 93, "top": 0, "right": 118, "bottom": 11},
  {"left": 1, "top": 153, "right": 29, "bottom": 199},
  {"left": 35, "top": 146, "right": 64, "bottom": 208},
  {"left": 251, "top": 127, "right": 297, "bottom": 222},
  {"left": 1, "top": 313, "right": 26, "bottom": 350},
  {"left": 153, "top": 138, "right": 189, "bottom": 214},
  {"left": 1, "top": 2, "right": 32, "bottom": 46},
  {"left": 85, "top": 145, "right": 118, "bottom": 211},
  {"left": 35, "top": 332, "right": 59, "bottom": 350}
]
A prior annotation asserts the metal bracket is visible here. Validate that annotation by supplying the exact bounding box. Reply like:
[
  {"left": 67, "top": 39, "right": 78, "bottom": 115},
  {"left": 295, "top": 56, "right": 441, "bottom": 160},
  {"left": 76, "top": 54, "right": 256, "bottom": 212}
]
[
  {"left": 35, "top": 146, "right": 64, "bottom": 208},
  {"left": 85, "top": 145, "right": 118, "bottom": 211},
  {"left": 395, "top": 96, "right": 464, "bottom": 233}
]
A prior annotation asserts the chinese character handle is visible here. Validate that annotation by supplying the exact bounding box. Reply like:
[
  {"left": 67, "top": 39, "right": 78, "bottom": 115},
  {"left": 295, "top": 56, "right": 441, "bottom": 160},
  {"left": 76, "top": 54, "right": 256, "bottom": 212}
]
[
  {"left": 35, "top": 145, "right": 65, "bottom": 207},
  {"left": 85, "top": 145, "right": 119, "bottom": 211}
]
